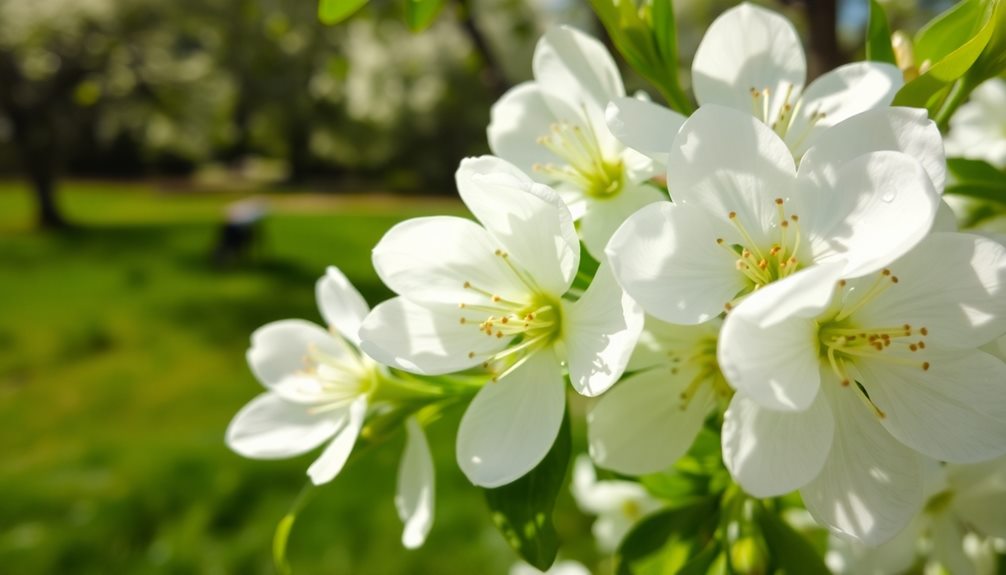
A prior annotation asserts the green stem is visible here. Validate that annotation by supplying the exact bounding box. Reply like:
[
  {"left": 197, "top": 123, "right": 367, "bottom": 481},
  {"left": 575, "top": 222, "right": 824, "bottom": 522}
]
[
  {"left": 273, "top": 483, "right": 319, "bottom": 575},
  {"left": 934, "top": 78, "right": 972, "bottom": 132}
]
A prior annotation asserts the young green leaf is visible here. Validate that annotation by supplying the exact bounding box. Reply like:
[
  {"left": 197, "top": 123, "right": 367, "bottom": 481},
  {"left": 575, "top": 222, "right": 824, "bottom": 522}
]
[
  {"left": 966, "top": 0, "right": 1006, "bottom": 85},
  {"left": 945, "top": 157, "right": 1006, "bottom": 204},
  {"left": 405, "top": 0, "right": 447, "bottom": 32},
  {"left": 614, "top": 497, "right": 719, "bottom": 575},
  {"left": 894, "top": 0, "right": 996, "bottom": 112},
  {"left": 914, "top": 0, "right": 984, "bottom": 64},
  {"left": 866, "top": 0, "right": 897, "bottom": 64},
  {"left": 318, "top": 0, "right": 370, "bottom": 25},
  {"left": 482, "top": 409, "right": 571, "bottom": 571},
  {"left": 754, "top": 503, "right": 830, "bottom": 575}
]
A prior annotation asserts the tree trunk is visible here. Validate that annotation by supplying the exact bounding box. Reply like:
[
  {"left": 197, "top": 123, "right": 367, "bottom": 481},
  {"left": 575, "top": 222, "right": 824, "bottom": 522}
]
[
  {"left": 28, "top": 163, "right": 67, "bottom": 230},
  {"left": 8, "top": 107, "right": 70, "bottom": 230}
]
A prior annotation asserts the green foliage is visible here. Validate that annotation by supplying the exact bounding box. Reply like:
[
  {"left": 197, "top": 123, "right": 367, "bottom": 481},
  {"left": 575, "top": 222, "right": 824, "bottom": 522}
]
[
  {"left": 483, "top": 409, "right": 572, "bottom": 571},
  {"left": 946, "top": 158, "right": 1006, "bottom": 205},
  {"left": 318, "top": 0, "right": 370, "bottom": 25},
  {"left": 893, "top": 0, "right": 996, "bottom": 114},
  {"left": 613, "top": 497, "right": 719, "bottom": 575},
  {"left": 967, "top": 0, "right": 1006, "bottom": 85},
  {"left": 754, "top": 503, "right": 830, "bottom": 575},
  {"left": 589, "top": 0, "right": 693, "bottom": 114},
  {"left": 893, "top": 0, "right": 1006, "bottom": 129},
  {"left": 866, "top": 0, "right": 896, "bottom": 64},
  {"left": 405, "top": 0, "right": 447, "bottom": 31},
  {"left": 0, "top": 183, "right": 525, "bottom": 574}
]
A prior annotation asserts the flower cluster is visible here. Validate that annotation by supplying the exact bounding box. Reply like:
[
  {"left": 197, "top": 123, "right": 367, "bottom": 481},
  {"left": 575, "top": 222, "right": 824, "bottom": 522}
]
[{"left": 227, "top": 1, "right": 1006, "bottom": 566}]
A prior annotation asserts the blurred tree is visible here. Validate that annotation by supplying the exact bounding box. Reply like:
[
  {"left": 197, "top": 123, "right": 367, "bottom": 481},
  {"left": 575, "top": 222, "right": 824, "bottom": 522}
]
[{"left": 0, "top": 0, "right": 114, "bottom": 228}]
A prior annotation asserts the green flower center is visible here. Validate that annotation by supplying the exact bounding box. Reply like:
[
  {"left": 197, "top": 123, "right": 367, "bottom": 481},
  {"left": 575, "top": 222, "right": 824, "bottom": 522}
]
[
  {"left": 667, "top": 334, "right": 731, "bottom": 409},
  {"left": 717, "top": 198, "right": 804, "bottom": 312},
  {"left": 458, "top": 250, "right": 563, "bottom": 381},
  {"left": 748, "top": 81, "right": 828, "bottom": 151},
  {"left": 815, "top": 269, "right": 932, "bottom": 419},
  {"left": 533, "top": 122, "right": 626, "bottom": 199}
]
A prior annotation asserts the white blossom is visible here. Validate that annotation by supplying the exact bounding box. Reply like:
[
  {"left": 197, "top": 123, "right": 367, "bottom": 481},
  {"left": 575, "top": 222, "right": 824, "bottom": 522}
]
[{"left": 360, "top": 156, "right": 643, "bottom": 488}]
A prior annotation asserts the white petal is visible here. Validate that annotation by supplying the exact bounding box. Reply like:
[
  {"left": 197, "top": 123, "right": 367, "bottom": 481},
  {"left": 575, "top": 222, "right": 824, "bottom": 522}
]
[
  {"left": 667, "top": 105, "right": 796, "bottom": 244},
  {"left": 859, "top": 350, "right": 1006, "bottom": 464},
  {"left": 247, "top": 319, "right": 346, "bottom": 389},
  {"left": 571, "top": 455, "right": 651, "bottom": 513},
  {"left": 933, "top": 198, "right": 959, "bottom": 232},
  {"left": 627, "top": 317, "right": 722, "bottom": 372},
  {"left": 533, "top": 26, "right": 624, "bottom": 118},
  {"left": 456, "top": 156, "right": 580, "bottom": 296},
  {"left": 307, "top": 396, "right": 367, "bottom": 485},
  {"left": 488, "top": 82, "right": 562, "bottom": 176},
  {"left": 226, "top": 393, "right": 342, "bottom": 459},
  {"left": 396, "top": 417, "right": 435, "bottom": 549},
  {"left": 826, "top": 515, "right": 926, "bottom": 575},
  {"left": 372, "top": 216, "right": 527, "bottom": 306},
  {"left": 801, "top": 384, "right": 926, "bottom": 545},
  {"left": 691, "top": 3, "right": 805, "bottom": 115},
  {"left": 722, "top": 389, "right": 834, "bottom": 497},
  {"left": 796, "top": 150, "right": 939, "bottom": 278},
  {"left": 564, "top": 264, "right": 644, "bottom": 396},
  {"left": 604, "top": 97, "right": 686, "bottom": 165},
  {"left": 588, "top": 367, "right": 714, "bottom": 475},
  {"left": 606, "top": 201, "right": 748, "bottom": 325},
  {"left": 578, "top": 183, "right": 665, "bottom": 261},
  {"left": 359, "top": 297, "right": 504, "bottom": 375},
  {"left": 316, "top": 266, "right": 370, "bottom": 345},
  {"left": 948, "top": 456, "right": 1006, "bottom": 538},
  {"left": 718, "top": 264, "right": 843, "bottom": 411},
  {"left": 799, "top": 107, "right": 946, "bottom": 193},
  {"left": 931, "top": 514, "right": 974, "bottom": 575},
  {"left": 456, "top": 348, "right": 566, "bottom": 487},
  {"left": 854, "top": 233, "right": 1006, "bottom": 349},
  {"left": 786, "top": 62, "right": 903, "bottom": 156}
]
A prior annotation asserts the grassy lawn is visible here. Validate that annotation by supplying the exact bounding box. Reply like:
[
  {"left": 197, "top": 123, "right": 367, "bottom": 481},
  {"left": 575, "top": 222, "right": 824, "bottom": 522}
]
[{"left": 0, "top": 182, "right": 598, "bottom": 574}]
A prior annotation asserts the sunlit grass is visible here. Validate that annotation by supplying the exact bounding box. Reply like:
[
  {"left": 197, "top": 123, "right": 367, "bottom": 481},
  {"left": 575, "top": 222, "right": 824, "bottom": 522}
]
[{"left": 0, "top": 181, "right": 596, "bottom": 574}]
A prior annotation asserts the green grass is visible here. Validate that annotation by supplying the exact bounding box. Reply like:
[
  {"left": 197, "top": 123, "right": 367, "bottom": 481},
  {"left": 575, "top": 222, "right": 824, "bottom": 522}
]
[{"left": 0, "top": 182, "right": 598, "bottom": 574}]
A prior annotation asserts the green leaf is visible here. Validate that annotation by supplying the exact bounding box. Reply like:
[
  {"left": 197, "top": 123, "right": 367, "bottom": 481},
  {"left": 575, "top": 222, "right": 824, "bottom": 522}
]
[
  {"left": 318, "top": 0, "right": 370, "bottom": 25},
  {"left": 483, "top": 410, "right": 571, "bottom": 571},
  {"left": 967, "top": 0, "right": 1006, "bottom": 84},
  {"left": 894, "top": 0, "right": 996, "bottom": 111},
  {"left": 676, "top": 540, "right": 723, "bottom": 575},
  {"left": 945, "top": 157, "right": 1006, "bottom": 204},
  {"left": 614, "top": 498, "right": 719, "bottom": 575},
  {"left": 405, "top": 0, "right": 446, "bottom": 31},
  {"left": 915, "top": 0, "right": 984, "bottom": 64},
  {"left": 588, "top": 0, "right": 693, "bottom": 114},
  {"left": 754, "top": 503, "right": 830, "bottom": 575},
  {"left": 866, "top": 0, "right": 897, "bottom": 64},
  {"left": 273, "top": 513, "right": 296, "bottom": 575}
]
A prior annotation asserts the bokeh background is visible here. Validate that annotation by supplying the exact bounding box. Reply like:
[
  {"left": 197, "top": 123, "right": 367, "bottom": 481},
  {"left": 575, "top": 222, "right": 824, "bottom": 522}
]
[{"left": 0, "top": 0, "right": 952, "bottom": 572}]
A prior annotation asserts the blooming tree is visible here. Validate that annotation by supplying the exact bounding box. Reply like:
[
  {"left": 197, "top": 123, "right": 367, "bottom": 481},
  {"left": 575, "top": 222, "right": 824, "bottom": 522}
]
[{"left": 228, "top": 0, "right": 1006, "bottom": 573}]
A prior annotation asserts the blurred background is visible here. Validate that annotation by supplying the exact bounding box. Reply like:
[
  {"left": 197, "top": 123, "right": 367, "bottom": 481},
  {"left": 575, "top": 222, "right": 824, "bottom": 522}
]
[{"left": 0, "top": 0, "right": 951, "bottom": 573}]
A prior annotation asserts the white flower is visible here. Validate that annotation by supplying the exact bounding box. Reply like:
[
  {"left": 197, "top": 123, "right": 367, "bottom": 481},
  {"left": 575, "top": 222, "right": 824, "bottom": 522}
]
[
  {"left": 509, "top": 559, "right": 591, "bottom": 575},
  {"left": 693, "top": 2, "right": 901, "bottom": 157},
  {"left": 226, "top": 267, "right": 435, "bottom": 549},
  {"left": 607, "top": 2, "right": 919, "bottom": 169},
  {"left": 359, "top": 156, "right": 643, "bottom": 488},
  {"left": 945, "top": 78, "right": 1006, "bottom": 168},
  {"left": 487, "top": 26, "right": 680, "bottom": 258},
  {"left": 570, "top": 455, "right": 661, "bottom": 552},
  {"left": 587, "top": 317, "right": 726, "bottom": 475},
  {"left": 717, "top": 232, "right": 1006, "bottom": 544},
  {"left": 828, "top": 457, "right": 1006, "bottom": 575},
  {"left": 606, "top": 104, "right": 941, "bottom": 325}
]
